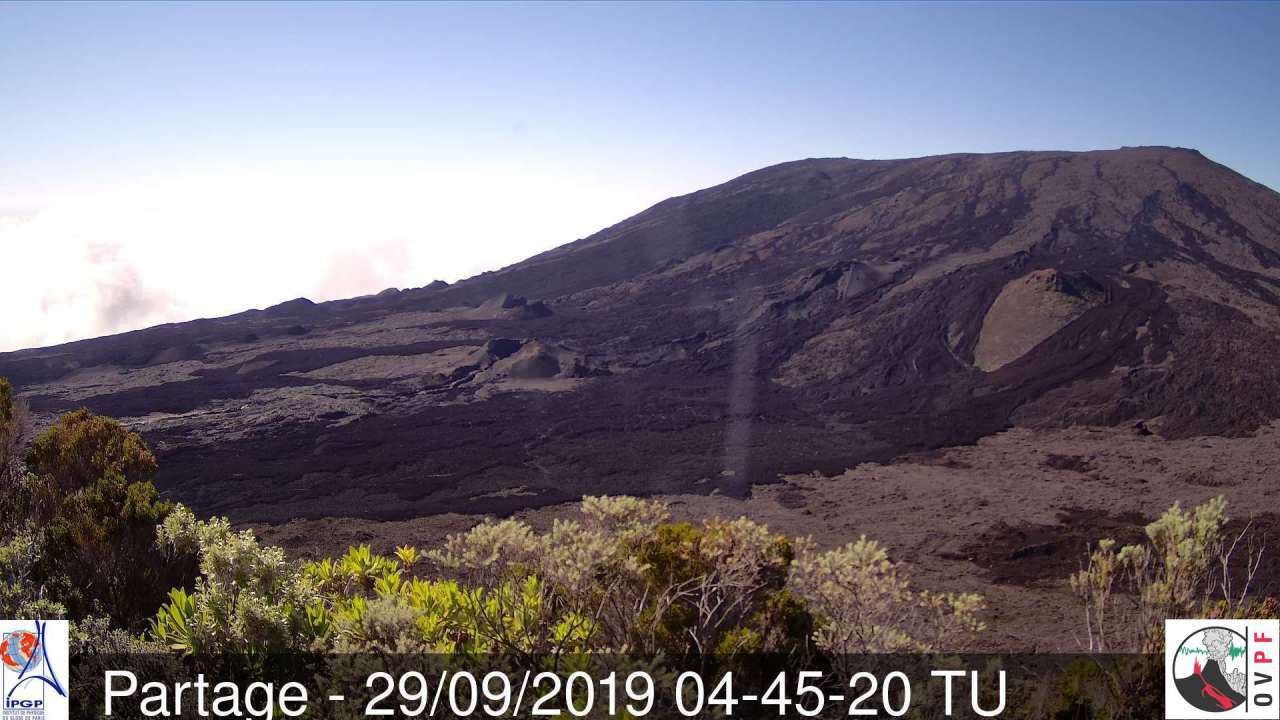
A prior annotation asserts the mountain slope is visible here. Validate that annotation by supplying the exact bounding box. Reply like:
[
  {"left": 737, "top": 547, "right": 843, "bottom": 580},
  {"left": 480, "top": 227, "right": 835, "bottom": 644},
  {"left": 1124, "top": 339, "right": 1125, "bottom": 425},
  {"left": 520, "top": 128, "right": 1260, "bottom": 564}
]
[{"left": 4, "top": 147, "right": 1280, "bottom": 524}]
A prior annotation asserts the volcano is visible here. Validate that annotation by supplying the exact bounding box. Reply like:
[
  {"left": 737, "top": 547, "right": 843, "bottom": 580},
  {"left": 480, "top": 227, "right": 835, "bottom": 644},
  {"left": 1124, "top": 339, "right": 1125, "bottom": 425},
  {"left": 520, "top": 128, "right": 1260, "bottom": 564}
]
[{"left": 4, "top": 147, "right": 1280, "bottom": 530}]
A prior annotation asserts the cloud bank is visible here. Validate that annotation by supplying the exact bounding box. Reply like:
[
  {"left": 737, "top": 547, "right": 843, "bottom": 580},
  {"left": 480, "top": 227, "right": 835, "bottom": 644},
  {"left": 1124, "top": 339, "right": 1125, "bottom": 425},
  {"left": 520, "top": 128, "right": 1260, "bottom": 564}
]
[{"left": 0, "top": 165, "right": 652, "bottom": 352}]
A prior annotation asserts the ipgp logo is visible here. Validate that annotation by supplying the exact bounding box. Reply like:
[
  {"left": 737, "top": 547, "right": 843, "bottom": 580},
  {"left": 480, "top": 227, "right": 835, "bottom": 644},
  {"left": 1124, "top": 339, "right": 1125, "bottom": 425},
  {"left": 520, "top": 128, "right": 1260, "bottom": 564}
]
[
  {"left": 0, "top": 620, "right": 67, "bottom": 720},
  {"left": 1166, "top": 619, "right": 1280, "bottom": 719}
]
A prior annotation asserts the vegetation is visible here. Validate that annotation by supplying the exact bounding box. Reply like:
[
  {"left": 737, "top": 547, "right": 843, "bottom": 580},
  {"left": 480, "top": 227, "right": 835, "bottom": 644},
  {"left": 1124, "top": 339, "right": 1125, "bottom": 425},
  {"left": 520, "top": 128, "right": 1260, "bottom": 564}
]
[
  {"left": 26, "top": 407, "right": 158, "bottom": 493},
  {"left": 0, "top": 378, "right": 35, "bottom": 510},
  {"left": 0, "top": 384, "right": 194, "bottom": 632},
  {"left": 1054, "top": 497, "right": 1277, "bottom": 720},
  {"left": 145, "top": 496, "right": 981, "bottom": 659},
  {"left": 789, "top": 536, "right": 985, "bottom": 655},
  {"left": 27, "top": 408, "right": 192, "bottom": 629},
  {"left": 0, "top": 530, "right": 65, "bottom": 620},
  {"left": 1070, "top": 496, "right": 1269, "bottom": 653},
  {"left": 150, "top": 507, "right": 321, "bottom": 655}
]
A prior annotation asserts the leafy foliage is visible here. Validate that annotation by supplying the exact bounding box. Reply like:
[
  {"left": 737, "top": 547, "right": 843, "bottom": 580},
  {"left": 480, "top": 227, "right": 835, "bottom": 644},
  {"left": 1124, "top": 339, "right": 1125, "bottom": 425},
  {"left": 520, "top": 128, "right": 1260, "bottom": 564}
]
[
  {"left": 27, "top": 408, "right": 158, "bottom": 493},
  {"left": 0, "top": 386, "right": 195, "bottom": 630},
  {"left": 633, "top": 517, "right": 806, "bottom": 657},
  {"left": 151, "top": 495, "right": 984, "bottom": 660},
  {"left": 152, "top": 506, "right": 321, "bottom": 655},
  {"left": 20, "top": 408, "right": 193, "bottom": 629},
  {"left": 0, "top": 531, "right": 66, "bottom": 620},
  {"left": 46, "top": 471, "right": 190, "bottom": 628},
  {"left": 1070, "top": 496, "right": 1264, "bottom": 653},
  {"left": 0, "top": 378, "right": 38, "bottom": 516},
  {"left": 1057, "top": 498, "right": 1276, "bottom": 720},
  {"left": 0, "top": 379, "right": 28, "bottom": 482},
  {"left": 788, "top": 535, "right": 985, "bottom": 656}
]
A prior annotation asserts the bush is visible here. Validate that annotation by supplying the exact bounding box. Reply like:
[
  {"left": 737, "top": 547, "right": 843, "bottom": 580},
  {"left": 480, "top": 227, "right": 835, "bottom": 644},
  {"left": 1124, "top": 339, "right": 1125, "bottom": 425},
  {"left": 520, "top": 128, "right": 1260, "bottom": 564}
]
[
  {"left": 0, "top": 378, "right": 33, "bottom": 486},
  {"left": 1054, "top": 498, "right": 1275, "bottom": 719},
  {"left": 20, "top": 409, "right": 193, "bottom": 629},
  {"left": 152, "top": 506, "right": 322, "bottom": 655},
  {"left": 0, "top": 531, "right": 66, "bottom": 620},
  {"left": 27, "top": 408, "right": 158, "bottom": 494},
  {"left": 47, "top": 471, "right": 192, "bottom": 628},
  {"left": 0, "top": 378, "right": 39, "bottom": 520},
  {"left": 152, "top": 496, "right": 988, "bottom": 661},
  {"left": 71, "top": 615, "right": 167, "bottom": 655},
  {"left": 427, "top": 497, "right": 668, "bottom": 654},
  {"left": 1070, "top": 496, "right": 1264, "bottom": 653},
  {"left": 427, "top": 500, "right": 814, "bottom": 657},
  {"left": 0, "top": 391, "right": 193, "bottom": 629},
  {"left": 788, "top": 536, "right": 985, "bottom": 657},
  {"left": 634, "top": 517, "right": 807, "bottom": 657}
]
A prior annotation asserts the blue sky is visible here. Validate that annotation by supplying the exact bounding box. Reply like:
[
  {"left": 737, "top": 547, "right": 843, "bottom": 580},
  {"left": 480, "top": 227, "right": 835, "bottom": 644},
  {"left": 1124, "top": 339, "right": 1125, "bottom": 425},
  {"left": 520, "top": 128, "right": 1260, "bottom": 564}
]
[{"left": 1, "top": 1, "right": 1277, "bottom": 350}]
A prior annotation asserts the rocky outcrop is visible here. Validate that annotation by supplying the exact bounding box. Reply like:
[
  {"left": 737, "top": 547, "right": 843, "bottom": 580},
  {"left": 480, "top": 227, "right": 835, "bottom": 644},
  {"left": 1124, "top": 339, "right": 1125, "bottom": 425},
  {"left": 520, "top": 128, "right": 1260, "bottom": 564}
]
[{"left": 973, "top": 270, "right": 1104, "bottom": 371}]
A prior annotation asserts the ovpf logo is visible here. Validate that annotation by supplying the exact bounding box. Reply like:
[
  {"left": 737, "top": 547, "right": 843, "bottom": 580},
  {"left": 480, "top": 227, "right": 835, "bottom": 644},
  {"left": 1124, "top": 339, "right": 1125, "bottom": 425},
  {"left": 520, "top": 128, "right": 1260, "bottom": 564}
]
[
  {"left": 1166, "top": 619, "right": 1280, "bottom": 720},
  {"left": 0, "top": 620, "right": 67, "bottom": 720}
]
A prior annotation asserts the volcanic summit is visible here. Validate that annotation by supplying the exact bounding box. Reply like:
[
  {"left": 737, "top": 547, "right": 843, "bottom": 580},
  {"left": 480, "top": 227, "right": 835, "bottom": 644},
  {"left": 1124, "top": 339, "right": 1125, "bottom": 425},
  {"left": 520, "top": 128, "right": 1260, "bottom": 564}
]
[{"left": 4, "top": 147, "right": 1280, "bottom": 529}]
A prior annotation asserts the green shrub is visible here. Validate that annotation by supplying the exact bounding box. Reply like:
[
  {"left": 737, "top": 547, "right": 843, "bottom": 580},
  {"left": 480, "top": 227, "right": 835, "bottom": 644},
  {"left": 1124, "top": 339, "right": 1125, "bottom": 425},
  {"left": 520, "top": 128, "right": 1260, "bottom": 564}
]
[
  {"left": 27, "top": 408, "right": 158, "bottom": 494},
  {"left": 22, "top": 409, "right": 194, "bottom": 629},
  {"left": 45, "top": 470, "right": 191, "bottom": 628},
  {"left": 787, "top": 535, "right": 985, "bottom": 657},
  {"left": 634, "top": 517, "right": 807, "bottom": 657},
  {"left": 153, "top": 496, "right": 988, "bottom": 660},
  {"left": 71, "top": 615, "right": 167, "bottom": 655},
  {"left": 0, "top": 378, "right": 38, "bottom": 516},
  {"left": 0, "top": 531, "right": 66, "bottom": 620},
  {"left": 1070, "top": 496, "right": 1263, "bottom": 653},
  {"left": 1, "top": 379, "right": 25, "bottom": 478},
  {"left": 427, "top": 497, "right": 664, "bottom": 654},
  {"left": 152, "top": 506, "right": 321, "bottom": 655},
  {"left": 0, "top": 397, "right": 191, "bottom": 630},
  {"left": 1059, "top": 498, "right": 1276, "bottom": 719}
]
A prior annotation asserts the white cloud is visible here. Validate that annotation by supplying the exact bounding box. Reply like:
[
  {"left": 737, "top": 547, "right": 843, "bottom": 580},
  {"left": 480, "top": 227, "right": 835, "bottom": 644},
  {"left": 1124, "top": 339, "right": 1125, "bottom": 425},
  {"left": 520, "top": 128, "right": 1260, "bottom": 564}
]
[{"left": 0, "top": 163, "right": 657, "bottom": 352}]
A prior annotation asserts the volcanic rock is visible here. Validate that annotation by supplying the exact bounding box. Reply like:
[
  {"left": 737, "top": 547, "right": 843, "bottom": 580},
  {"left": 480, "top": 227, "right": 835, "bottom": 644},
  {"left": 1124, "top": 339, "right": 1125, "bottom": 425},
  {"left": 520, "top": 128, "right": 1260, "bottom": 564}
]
[{"left": 973, "top": 269, "right": 1104, "bottom": 371}]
